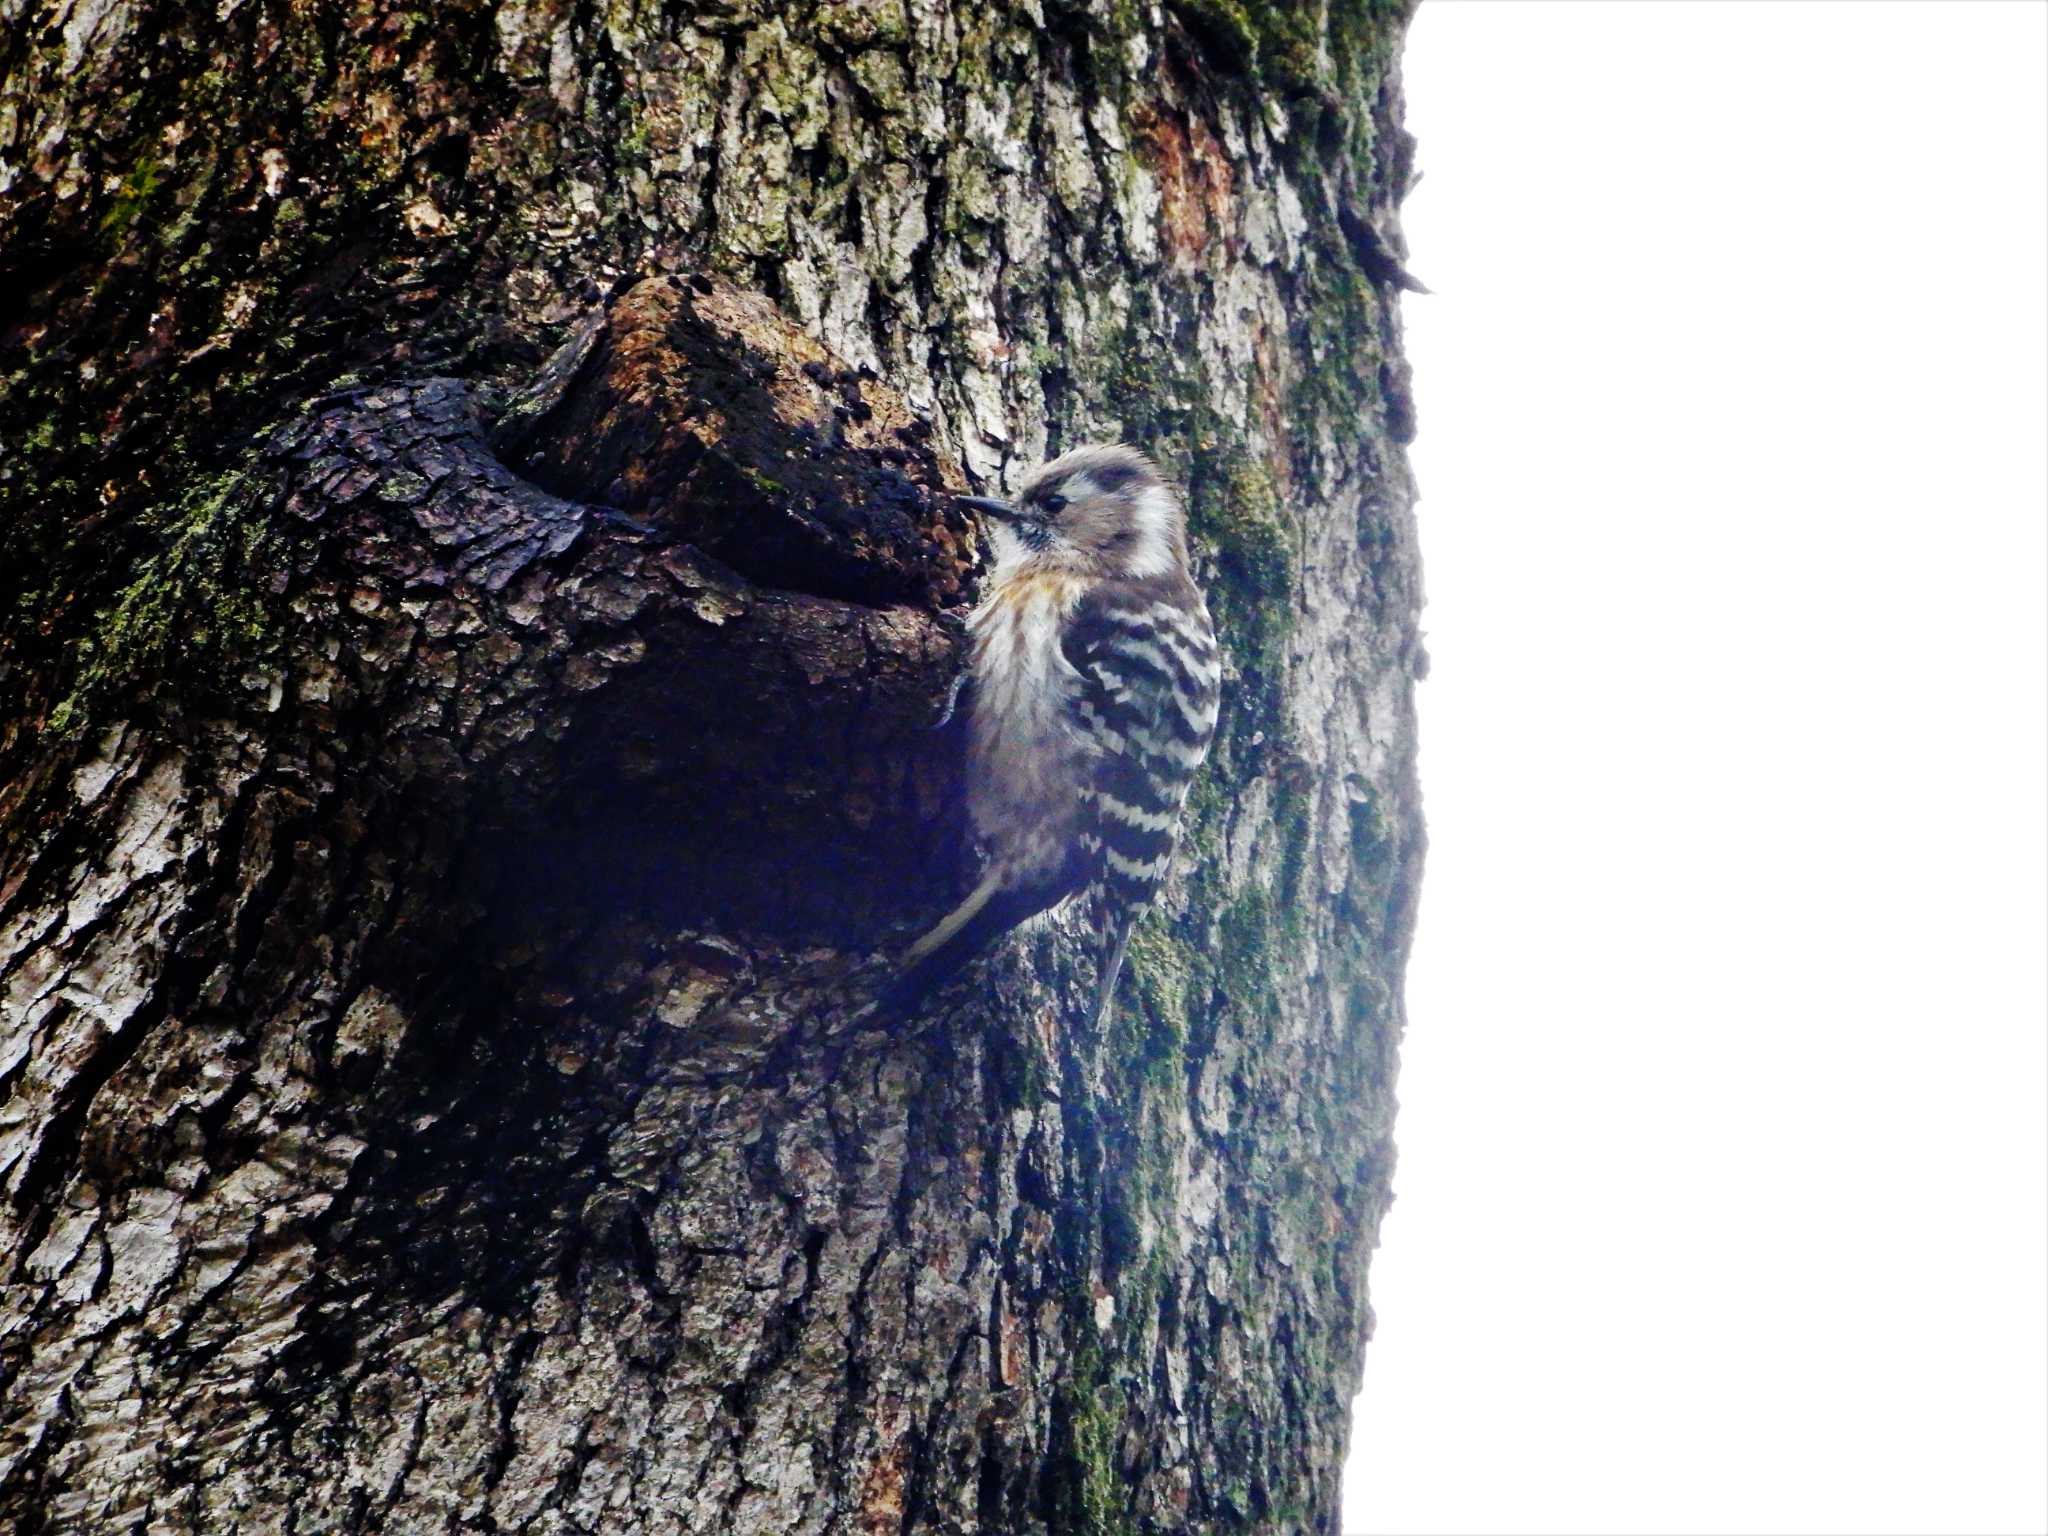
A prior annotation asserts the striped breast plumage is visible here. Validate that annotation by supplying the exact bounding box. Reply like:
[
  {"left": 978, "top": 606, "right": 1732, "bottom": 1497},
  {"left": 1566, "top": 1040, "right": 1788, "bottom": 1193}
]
[{"left": 880, "top": 442, "right": 1223, "bottom": 1027}]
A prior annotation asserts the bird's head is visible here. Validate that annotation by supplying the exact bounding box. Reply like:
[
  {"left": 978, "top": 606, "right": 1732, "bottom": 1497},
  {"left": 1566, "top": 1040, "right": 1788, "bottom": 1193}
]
[{"left": 959, "top": 444, "right": 1188, "bottom": 582}]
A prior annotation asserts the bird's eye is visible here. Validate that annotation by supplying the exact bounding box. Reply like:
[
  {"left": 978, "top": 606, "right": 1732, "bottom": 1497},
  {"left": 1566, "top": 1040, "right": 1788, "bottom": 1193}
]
[{"left": 1043, "top": 494, "right": 1068, "bottom": 514}]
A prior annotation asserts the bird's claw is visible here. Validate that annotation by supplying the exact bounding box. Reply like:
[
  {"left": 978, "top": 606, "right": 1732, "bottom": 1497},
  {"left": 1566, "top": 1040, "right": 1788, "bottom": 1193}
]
[{"left": 929, "top": 670, "right": 970, "bottom": 731}]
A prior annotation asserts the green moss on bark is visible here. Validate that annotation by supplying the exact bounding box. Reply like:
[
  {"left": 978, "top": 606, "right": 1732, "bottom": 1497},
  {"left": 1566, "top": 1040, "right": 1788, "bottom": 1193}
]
[
  {"left": 1051, "top": 1337, "right": 1138, "bottom": 1536},
  {"left": 46, "top": 469, "right": 284, "bottom": 736},
  {"left": 1187, "top": 442, "right": 1296, "bottom": 757}
]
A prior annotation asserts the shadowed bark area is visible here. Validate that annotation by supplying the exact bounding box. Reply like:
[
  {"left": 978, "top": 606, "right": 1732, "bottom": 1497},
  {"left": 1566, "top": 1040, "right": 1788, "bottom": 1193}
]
[{"left": 1, "top": 2, "right": 1425, "bottom": 1532}]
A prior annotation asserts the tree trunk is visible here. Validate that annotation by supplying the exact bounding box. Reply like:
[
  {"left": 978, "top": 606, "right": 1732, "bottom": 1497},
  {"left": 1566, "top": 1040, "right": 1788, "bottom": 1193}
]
[{"left": 0, "top": 1, "right": 1425, "bottom": 1531}]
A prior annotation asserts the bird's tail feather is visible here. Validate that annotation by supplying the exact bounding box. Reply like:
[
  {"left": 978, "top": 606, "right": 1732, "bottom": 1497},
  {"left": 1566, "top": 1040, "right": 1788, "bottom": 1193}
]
[
  {"left": 901, "top": 870, "right": 1002, "bottom": 971},
  {"left": 880, "top": 881, "right": 1137, "bottom": 1025},
  {"left": 1088, "top": 915, "right": 1136, "bottom": 1030},
  {"left": 880, "top": 874, "right": 1037, "bottom": 1018}
]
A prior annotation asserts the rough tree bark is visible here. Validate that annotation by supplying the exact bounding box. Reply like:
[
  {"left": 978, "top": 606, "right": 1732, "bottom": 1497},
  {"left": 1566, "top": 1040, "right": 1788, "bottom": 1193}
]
[{"left": 0, "top": 1, "right": 1425, "bottom": 1531}]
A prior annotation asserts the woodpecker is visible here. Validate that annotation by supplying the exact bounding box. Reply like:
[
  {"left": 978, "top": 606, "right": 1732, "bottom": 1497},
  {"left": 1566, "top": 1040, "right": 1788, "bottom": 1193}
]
[{"left": 883, "top": 444, "right": 1222, "bottom": 1025}]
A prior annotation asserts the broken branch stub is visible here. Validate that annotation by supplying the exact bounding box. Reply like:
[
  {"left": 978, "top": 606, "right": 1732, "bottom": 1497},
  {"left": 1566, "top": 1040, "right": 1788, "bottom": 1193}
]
[{"left": 502, "top": 273, "right": 977, "bottom": 609}]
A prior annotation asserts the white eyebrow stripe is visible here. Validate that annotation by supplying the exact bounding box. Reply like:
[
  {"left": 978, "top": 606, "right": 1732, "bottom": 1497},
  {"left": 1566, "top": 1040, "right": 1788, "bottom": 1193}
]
[{"left": 1122, "top": 484, "right": 1179, "bottom": 579}]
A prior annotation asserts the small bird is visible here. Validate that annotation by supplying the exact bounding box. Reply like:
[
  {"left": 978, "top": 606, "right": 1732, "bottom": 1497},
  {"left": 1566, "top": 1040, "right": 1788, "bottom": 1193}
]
[{"left": 884, "top": 444, "right": 1222, "bottom": 1025}]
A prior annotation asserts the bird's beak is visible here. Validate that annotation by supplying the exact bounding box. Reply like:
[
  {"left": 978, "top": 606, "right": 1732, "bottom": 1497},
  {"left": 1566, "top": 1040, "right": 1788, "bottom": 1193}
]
[{"left": 958, "top": 495, "right": 1021, "bottom": 523}]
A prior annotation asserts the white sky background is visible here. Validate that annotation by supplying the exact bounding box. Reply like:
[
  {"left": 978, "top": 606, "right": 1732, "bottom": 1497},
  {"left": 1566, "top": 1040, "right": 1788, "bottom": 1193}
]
[{"left": 1338, "top": 5, "right": 2048, "bottom": 1535}]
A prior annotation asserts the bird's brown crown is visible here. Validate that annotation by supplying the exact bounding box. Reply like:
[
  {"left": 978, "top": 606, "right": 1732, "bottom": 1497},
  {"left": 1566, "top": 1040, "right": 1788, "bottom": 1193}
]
[{"left": 991, "top": 444, "right": 1188, "bottom": 581}]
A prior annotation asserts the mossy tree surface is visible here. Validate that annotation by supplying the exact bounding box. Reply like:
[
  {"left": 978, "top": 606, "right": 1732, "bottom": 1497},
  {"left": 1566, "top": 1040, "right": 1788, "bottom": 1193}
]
[{"left": 0, "top": 1, "right": 1425, "bottom": 1531}]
